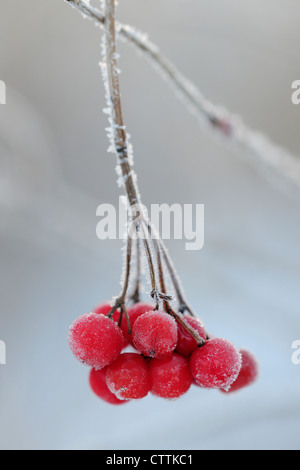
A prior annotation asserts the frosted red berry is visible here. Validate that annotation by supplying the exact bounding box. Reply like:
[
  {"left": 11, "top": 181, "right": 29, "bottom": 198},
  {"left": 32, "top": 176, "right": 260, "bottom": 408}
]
[
  {"left": 68, "top": 313, "right": 124, "bottom": 370},
  {"left": 93, "top": 302, "right": 130, "bottom": 348},
  {"left": 149, "top": 353, "right": 193, "bottom": 399},
  {"left": 124, "top": 302, "right": 154, "bottom": 345},
  {"left": 93, "top": 302, "right": 112, "bottom": 316},
  {"left": 189, "top": 337, "right": 242, "bottom": 389},
  {"left": 220, "top": 349, "right": 259, "bottom": 393},
  {"left": 89, "top": 367, "right": 127, "bottom": 405},
  {"left": 176, "top": 316, "right": 206, "bottom": 357},
  {"left": 106, "top": 353, "right": 150, "bottom": 400},
  {"left": 132, "top": 310, "right": 178, "bottom": 359}
]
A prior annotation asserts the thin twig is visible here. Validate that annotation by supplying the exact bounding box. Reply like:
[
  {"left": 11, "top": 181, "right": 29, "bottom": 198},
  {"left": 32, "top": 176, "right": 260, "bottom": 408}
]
[
  {"left": 158, "top": 237, "right": 196, "bottom": 317},
  {"left": 169, "top": 308, "right": 205, "bottom": 346},
  {"left": 139, "top": 221, "right": 172, "bottom": 308},
  {"left": 107, "top": 234, "right": 132, "bottom": 333},
  {"left": 155, "top": 237, "right": 169, "bottom": 313},
  {"left": 144, "top": 220, "right": 196, "bottom": 316},
  {"left": 151, "top": 229, "right": 204, "bottom": 344},
  {"left": 65, "top": 0, "right": 300, "bottom": 189}
]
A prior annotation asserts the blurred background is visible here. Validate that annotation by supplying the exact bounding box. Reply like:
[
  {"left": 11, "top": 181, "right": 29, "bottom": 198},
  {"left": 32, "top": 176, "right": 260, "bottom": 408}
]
[{"left": 0, "top": 0, "right": 300, "bottom": 450}]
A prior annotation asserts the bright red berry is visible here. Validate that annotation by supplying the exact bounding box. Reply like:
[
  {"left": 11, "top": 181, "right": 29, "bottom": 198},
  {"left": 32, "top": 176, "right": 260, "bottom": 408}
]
[
  {"left": 176, "top": 316, "right": 206, "bottom": 357},
  {"left": 189, "top": 337, "right": 242, "bottom": 389},
  {"left": 149, "top": 353, "right": 193, "bottom": 399},
  {"left": 68, "top": 313, "right": 124, "bottom": 370},
  {"left": 93, "top": 302, "right": 129, "bottom": 348},
  {"left": 220, "top": 349, "right": 259, "bottom": 393},
  {"left": 106, "top": 353, "right": 150, "bottom": 400},
  {"left": 89, "top": 367, "right": 127, "bottom": 405},
  {"left": 124, "top": 303, "right": 154, "bottom": 345},
  {"left": 132, "top": 311, "right": 178, "bottom": 359}
]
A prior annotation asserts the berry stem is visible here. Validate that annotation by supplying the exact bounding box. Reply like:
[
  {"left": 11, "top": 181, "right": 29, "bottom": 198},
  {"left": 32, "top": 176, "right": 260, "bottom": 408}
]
[
  {"left": 150, "top": 224, "right": 204, "bottom": 346},
  {"left": 150, "top": 232, "right": 173, "bottom": 312},
  {"left": 107, "top": 232, "right": 132, "bottom": 334},
  {"left": 168, "top": 308, "right": 205, "bottom": 347},
  {"left": 145, "top": 220, "right": 196, "bottom": 316},
  {"left": 129, "top": 237, "right": 141, "bottom": 304}
]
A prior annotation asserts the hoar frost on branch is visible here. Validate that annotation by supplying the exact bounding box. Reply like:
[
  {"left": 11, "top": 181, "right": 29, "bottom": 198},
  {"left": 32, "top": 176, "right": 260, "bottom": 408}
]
[{"left": 65, "top": 0, "right": 300, "bottom": 191}]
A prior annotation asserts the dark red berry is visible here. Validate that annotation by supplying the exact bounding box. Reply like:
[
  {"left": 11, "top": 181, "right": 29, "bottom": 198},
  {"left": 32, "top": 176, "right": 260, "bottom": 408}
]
[
  {"left": 132, "top": 311, "right": 178, "bottom": 359},
  {"left": 176, "top": 316, "right": 206, "bottom": 357},
  {"left": 89, "top": 367, "right": 127, "bottom": 405},
  {"left": 68, "top": 313, "right": 124, "bottom": 370},
  {"left": 149, "top": 353, "right": 193, "bottom": 399},
  {"left": 106, "top": 353, "right": 150, "bottom": 400},
  {"left": 220, "top": 349, "right": 259, "bottom": 393},
  {"left": 190, "top": 337, "right": 242, "bottom": 389}
]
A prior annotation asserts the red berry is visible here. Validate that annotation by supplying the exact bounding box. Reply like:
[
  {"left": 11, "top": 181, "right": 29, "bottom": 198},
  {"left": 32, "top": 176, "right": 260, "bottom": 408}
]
[
  {"left": 124, "top": 303, "right": 154, "bottom": 345},
  {"left": 93, "top": 302, "right": 129, "bottom": 348},
  {"left": 176, "top": 316, "right": 206, "bottom": 357},
  {"left": 189, "top": 337, "right": 242, "bottom": 389},
  {"left": 149, "top": 353, "right": 193, "bottom": 399},
  {"left": 89, "top": 367, "right": 127, "bottom": 405},
  {"left": 132, "top": 311, "right": 178, "bottom": 359},
  {"left": 106, "top": 353, "right": 150, "bottom": 400},
  {"left": 220, "top": 349, "right": 259, "bottom": 393},
  {"left": 68, "top": 313, "right": 124, "bottom": 370},
  {"left": 93, "top": 302, "right": 112, "bottom": 316}
]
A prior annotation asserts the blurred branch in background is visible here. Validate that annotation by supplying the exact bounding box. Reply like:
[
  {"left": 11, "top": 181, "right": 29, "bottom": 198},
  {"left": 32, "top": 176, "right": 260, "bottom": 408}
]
[{"left": 65, "top": 0, "right": 300, "bottom": 191}]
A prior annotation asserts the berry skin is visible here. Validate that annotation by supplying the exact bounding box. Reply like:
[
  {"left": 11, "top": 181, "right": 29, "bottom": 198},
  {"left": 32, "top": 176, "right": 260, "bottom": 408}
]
[
  {"left": 149, "top": 353, "right": 193, "bottom": 399},
  {"left": 93, "top": 302, "right": 129, "bottom": 348},
  {"left": 124, "top": 303, "right": 154, "bottom": 345},
  {"left": 106, "top": 353, "right": 150, "bottom": 400},
  {"left": 189, "top": 337, "right": 242, "bottom": 390},
  {"left": 220, "top": 349, "right": 259, "bottom": 393},
  {"left": 176, "top": 316, "right": 206, "bottom": 357},
  {"left": 68, "top": 313, "right": 124, "bottom": 370},
  {"left": 132, "top": 311, "right": 178, "bottom": 359},
  {"left": 89, "top": 367, "right": 127, "bottom": 405}
]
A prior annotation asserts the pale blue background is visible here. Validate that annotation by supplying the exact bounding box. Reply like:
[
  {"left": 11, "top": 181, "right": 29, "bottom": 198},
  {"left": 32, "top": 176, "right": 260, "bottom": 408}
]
[{"left": 0, "top": 0, "right": 299, "bottom": 450}]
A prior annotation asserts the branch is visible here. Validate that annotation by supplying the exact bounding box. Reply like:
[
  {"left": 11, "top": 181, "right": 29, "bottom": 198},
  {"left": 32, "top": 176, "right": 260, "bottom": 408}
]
[
  {"left": 100, "top": 2, "right": 139, "bottom": 207},
  {"left": 65, "top": 0, "right": 300, "bottom": 189}
]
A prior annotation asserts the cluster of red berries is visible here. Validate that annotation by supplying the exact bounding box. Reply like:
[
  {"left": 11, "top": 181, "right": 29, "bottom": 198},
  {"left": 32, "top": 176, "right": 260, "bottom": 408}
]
[{"left": 68, "top": 302, "right": 259, "bottom": 405}]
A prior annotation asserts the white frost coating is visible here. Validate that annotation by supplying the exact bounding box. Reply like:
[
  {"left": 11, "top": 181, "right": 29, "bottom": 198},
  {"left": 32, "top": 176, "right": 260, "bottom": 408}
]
[{"left": 117, "top": 171, "right": 132, "bottom": 188}]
